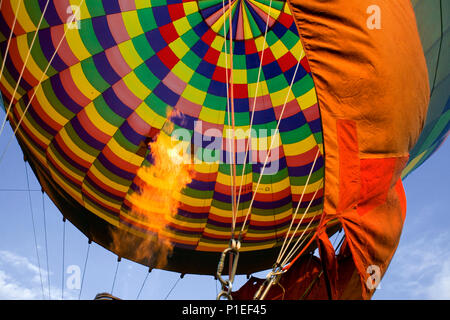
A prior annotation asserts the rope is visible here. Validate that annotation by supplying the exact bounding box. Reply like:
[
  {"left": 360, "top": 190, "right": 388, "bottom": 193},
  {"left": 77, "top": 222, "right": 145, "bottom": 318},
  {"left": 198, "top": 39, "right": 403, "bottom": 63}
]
[
  {"left": 111, "top": 257, "right": 121, "bottom": 295},
  {"left": 78, "top": 240, "right": 91, "bottom": 300},
  {"left": 0, "top": 0, "right": 51, "bottom": 140},
  {"left": 276, "top": 148, "right": 321, "bottom": 264},
  {"left": 0, "top": 0, "right": 86, "bottom": 166},
  {"left": 42, "top": 192, "right": 51, "bottom": 299},
  {"left": 25, "top": 162, "right": 45, "bottom": 299},
  {"left": 280, "top": 181, "right": 323, "bottom": 267},
  {"left": 253, "top": 178, "right": 324, "bottom": 299},
  {"left": 136, "top": 269, "right": 151, "bottom": 300}
]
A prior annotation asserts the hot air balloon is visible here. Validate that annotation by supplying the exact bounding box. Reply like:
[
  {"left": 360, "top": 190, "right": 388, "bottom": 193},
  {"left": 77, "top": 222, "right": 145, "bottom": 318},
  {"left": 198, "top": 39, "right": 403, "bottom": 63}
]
[{"left": 0, "top": 0, "right": 446, "bottom": 300}]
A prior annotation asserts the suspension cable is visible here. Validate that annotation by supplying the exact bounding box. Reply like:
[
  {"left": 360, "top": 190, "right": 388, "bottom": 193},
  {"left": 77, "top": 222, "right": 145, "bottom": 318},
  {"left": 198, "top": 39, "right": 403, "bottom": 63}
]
[
  {"left": 276, "top": 148, "right": 321, "bottom": 264},
  {"left": 41, "top": 191, "right": 51, "bottom": 299},
  {"left": 280, "top": 181, "right": 323, "bottom": 267},
  {"left": 136, "top": 268, "right": 152, "bottom": 300},
  {"left": 111, "top": 256, "right": 121, "bottom": 295},
  {"left": 78, "top": 239, "right": 91, "bottom": 300},
  {"left": 61, "top": 217, "right": 66, "bottom": 300},
  {"left": 165, "top": 274, "right": 184, "bottom": 300},
  {"left": 25, "top": 161, "right": 45, "bottom": 300}
]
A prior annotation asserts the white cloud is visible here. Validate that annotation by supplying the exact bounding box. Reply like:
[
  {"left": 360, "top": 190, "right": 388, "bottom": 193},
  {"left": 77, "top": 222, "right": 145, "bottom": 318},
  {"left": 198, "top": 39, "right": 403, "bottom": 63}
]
[
  {"left": 0, "top": 250, "right": 76, "bottom": 300},
  {"left": 376, "top": 231, "right": 450, "bottom": 299},
  {"left": 0, "top": 270, "right": 40, "bottom": 299},
  {"left": 423, "top": 259, "right": 450, "bottom": 299},
  {"left": 0, "top": 250, "right": 49, "bottom": 284}
]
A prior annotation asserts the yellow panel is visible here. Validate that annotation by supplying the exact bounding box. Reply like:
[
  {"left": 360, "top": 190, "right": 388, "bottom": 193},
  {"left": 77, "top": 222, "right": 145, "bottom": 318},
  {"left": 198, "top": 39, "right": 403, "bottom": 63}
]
[
  {"left": 84, "top": 102, "right": 117, "bottom": 136},
  {"left": 88, "top": 165, "right": 129, "bottom": 193},
  {"left": 65, "top": 26, "right": 92, "bottom": 61},
  {"left": 59, "top": 127, "right": 96, "bottom": 163},
  {"left": 135, "top": 102, "right": 166, "bottom": 129},
  {"left": 199, "top": 106, "right": 225, "bottom": 125},
  {"left": 270, "top": 40, "right": 289, "bottom": 60},
  {"left": 171, "top": 60, "right": 195, "bottom": 83},
  {"left": 232, "top": 69, "right": 247, "bottom": 84},
  {"left": 107, "top": 137, "right": 144, "bottom": 167},
  {"left": 69, "top": 0, "right": 91, "bottom": 19},
  {"left": 84, "top": 199, "right": 120, "bottom": 227},
  {"left": 15, "top": 130, "right": 47, "bottom": 165},
  {"left": 123, "top": 72, "right": 151, "bottom": 100},
  {"left": 169, "top": 37, "right": 190, "bottom": 59},
  {"left": 118, "top": 40, "right": 144, "bottom": 70},
  {"left": 297, "top": 87, "right": 317, "bottom": 110},
  {"left": 15, "top": 106, "right": 51, "bottom": 146},
  {"left": 15, "top": 35, "right": 45, "bottom": 84},
  {"left": 290, "top": 179, "right": 324, "bottom": 195},
  {"left": 283, "top": 135, "right": 317, "bottom": 156},
  {"left": 13, "top": 0, "right": 36, "bottom": 33},
  {"left": 47, "top": 147, "right": 83, "bottom": 183},
  {"left": 48, "top": 164, "right": 84, "bottom": 204},
  {"left": 194, "top": 162, "right": 219, "bottom": 174},
  {"left": 290, "top": 41, "right": 305, "bottom": 60},
  {"left": 136, "top": 0, "right": 152, "bottom": 9},
  {"left": 172, "top": 17, "right": 190, "bottom": 37},
  {"left": 69, "top": 63, "right": 100, "bottom": 100},
  {"left": 210, "top": 35, "right": 224, "bottom": 52},
  {"left": 178, "top": 193, "right": 208, "bottom": 208},
  {"left": 248, "top": 0, "right": 282, "bottom": 19},
  {"left": 183, "top": 84, "right": 207, "bottom": 105},
  {"left": 183, "top": 1, "right": 199, "bottom": 15},
  {"left": 122, "top": 11, "right": 144, "bottom": 38},
  {"left": 250, "top": 208, "right": 291, "bottom": 222},
  {"left": 270, "top": 87, "right": 295, "bottom": 107}
]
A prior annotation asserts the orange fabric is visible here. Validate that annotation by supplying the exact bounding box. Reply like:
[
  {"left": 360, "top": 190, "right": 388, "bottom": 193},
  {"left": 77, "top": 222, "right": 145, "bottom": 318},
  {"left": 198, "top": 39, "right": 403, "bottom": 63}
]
[
  {"left": 358, "top": 157, "right": 399, "bottom": 216},
  {"left": 286, "top": 0, "right": 429, "bottom": 299},
  {"left": 336, "top": 120, "right": 360, "bottom": 213}
]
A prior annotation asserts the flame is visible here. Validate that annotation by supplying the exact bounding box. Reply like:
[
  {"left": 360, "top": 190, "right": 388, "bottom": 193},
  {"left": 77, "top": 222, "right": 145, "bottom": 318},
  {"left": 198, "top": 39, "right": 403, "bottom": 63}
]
[
  {"left": 111, "top": 120, "right": 194, "bottom": 269},
  {"left": 130, "top": 131, "right": 193, "bottom": 235}
]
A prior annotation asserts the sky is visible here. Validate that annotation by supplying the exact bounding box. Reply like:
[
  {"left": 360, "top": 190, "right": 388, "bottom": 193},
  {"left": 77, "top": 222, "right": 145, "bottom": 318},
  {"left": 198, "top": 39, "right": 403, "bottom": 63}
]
[{"left": 0, "top": 113, "right": 449, "bottom": 300}]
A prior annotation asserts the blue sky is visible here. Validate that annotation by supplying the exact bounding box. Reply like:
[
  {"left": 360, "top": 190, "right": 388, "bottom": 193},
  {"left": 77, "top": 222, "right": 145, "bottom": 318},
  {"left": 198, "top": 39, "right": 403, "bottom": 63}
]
[{"left": 0, "top": 114, "right": 449, "bottom": 300}]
